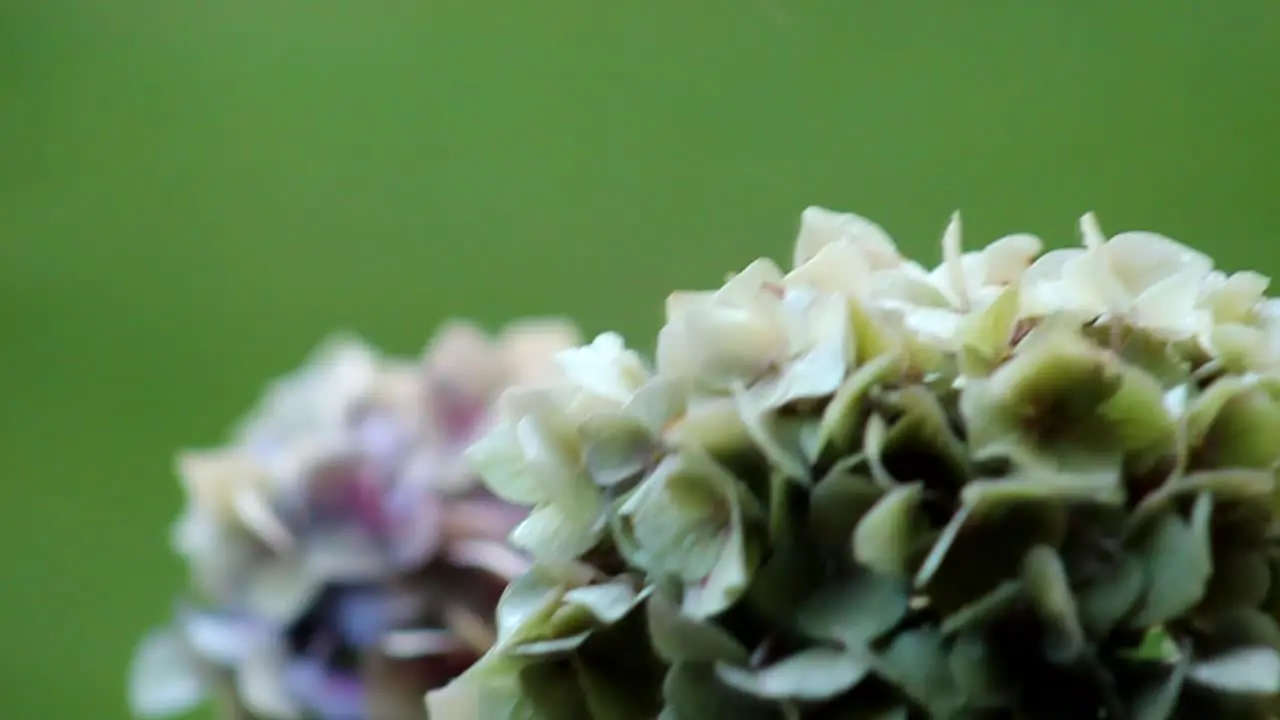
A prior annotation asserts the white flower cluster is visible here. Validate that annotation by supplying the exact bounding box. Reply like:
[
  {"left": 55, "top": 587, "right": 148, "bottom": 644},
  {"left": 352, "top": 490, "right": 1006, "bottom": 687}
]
[{"left": 468, "top": 205, "right": 1280, "bottom": 603}]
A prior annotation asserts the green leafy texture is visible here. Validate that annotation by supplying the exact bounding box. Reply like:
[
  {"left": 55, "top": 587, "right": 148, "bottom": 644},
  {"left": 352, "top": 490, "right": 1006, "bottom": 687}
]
[
  {"left": 851, "top": 482, "right": 924, "bottom": 577},
  {"left": 871, "top": 628, "right": 966, "bottom": 717},
  {"left": 715, "top": 647, "right": 871, "bottom": 702},
  {"left": 646, "top": 585, "right": 750, "bottom": 666},
  {"left": 807, "top": 463, "right": 882, "bottom": 552},
  {"left": 959, "top": 321, "right": 1173, "bottom": 472},
  {"left": 816, "top": 352, "right": 900, "bottom": 462},
  {"left": 1128, "top": 506, "right": 1214, "bottom": 628},
  {"left": 955, "top": 285, "right": 1020, "bottom": 377},
  {"left": 1020, "top": 544, "right": 1086, "bottom": 663},
  {"left": 1075, "top": 552, "right": 1146, "bottom": 637},
  {"left": 1185, "top": 374, "right": 1280, "bottom": 469},
  {"left": 795, "top": 572, "right": 910, "bottom": 649},
  {"left": 662, "top": 663, "right": 781, "bottom": 720},
  {"left": 946, "top": 631, "right": 1011, "bottom": 709},
  {"left": 1129, "top": 651, "right": 1189, "bottom": 720},
  {"left": 745, "top": 477, "right": 827, "bottom": 626}
]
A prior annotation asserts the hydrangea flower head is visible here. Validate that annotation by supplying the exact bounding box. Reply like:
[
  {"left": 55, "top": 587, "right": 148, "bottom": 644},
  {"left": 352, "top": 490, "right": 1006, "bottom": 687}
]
[
  {"left": 434, "top": 208, "right": 1280, "bottom": 719},
  {"left": 128, "top": 319, "right": 581, "bottom": 719}
]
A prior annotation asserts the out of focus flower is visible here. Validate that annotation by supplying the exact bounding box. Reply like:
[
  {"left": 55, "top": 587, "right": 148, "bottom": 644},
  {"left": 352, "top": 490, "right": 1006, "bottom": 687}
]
[{"left": 128, "top": 319, "right": 580, "bottom": 719}]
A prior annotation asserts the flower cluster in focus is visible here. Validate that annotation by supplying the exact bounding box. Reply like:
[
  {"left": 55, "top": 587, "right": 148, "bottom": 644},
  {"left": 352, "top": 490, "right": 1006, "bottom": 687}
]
[
  {"left": 129, "top": 319, "right": 581, "bottom": 719},
  {"left": 434, "top": 208, "right": 1280, "bottom": 719}
]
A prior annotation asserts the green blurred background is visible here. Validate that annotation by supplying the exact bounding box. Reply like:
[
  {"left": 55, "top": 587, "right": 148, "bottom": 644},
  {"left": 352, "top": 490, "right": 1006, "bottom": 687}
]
[{"left": 2, "top": 1, "right": 1278, "bottom": 716}]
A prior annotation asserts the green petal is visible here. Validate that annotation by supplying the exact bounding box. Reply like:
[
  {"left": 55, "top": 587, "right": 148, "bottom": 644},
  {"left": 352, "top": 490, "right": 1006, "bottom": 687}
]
[
  {"left": 661, "top": 663, "right": 780, "bottom": 720},
  {"left": 815, "top": 351, "right": 899, "bottom": 461},
  {"left": 807, "top": 463, "right": 882, "bottom": 552},
  {"left": 580, "top": 412, "right": 657, "bottom": 488},
  {"left": 872, "top": 627, "right": 965, "bottom": 716},
  {"left": 795, "top": 571, "right": 910, "bottom": 648},
  {"left": 852, "top": 482, "right": 923, "bottom": 577},
  {"left": 956, "top": 284, "right": 1020, "bottom": 377},
  {"left": 646, "top": 586, "right": 750, "bottom": 665},
  {"left": 1020, "top": 545, "right": 1085, "bottom": 662},
  {"left": 1129, "top": 651, "right": 1189, "bottom": 720},
  {"left": 1187, "top": 375, "right": 1280, "bottom": 469},
  {"left": 734, "top": 382, "right": 811, "bottom": 483},
  {"left": 1129, "top": 507, "right": 1213, "bottom": 628},
  {"left": 714, "top": 647, "right": 870, "bottom": 702},
  {"left": 1076, "top": 553, "right": 1145, "bottom": 637}
]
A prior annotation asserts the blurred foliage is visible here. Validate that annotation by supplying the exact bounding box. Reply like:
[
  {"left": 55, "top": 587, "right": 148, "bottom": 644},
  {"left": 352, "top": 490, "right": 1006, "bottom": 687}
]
[{"left": 1, "top": 1, "right": 1278, "bottom": 717}]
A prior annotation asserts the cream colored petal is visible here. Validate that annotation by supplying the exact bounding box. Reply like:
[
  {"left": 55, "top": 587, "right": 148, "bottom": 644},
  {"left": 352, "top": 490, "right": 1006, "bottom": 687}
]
[
  {"left": 554, "top": 332, "right": 650, "bottom": 403},
  {"left": 655, "top": 295, "right": 790, "bottom": 387},
  {"left": 793, "top": 206, "right": 899, "bottom": 270},
  {"left": 981, "top": 233, "right": 1043, "bottom": 285},
  {"left": 177, "top": 450, "right": 271, "bottom": 523},
  {"left": 464, "top": 421, "right": 543, "bottom": 505},
  {"left": 663, "top": 396, "right": 754, "bottom": 457},
  {"left": 719, "top": 258, "right": 786, "bottom": 301},
  {"left": 869, "top": 264, "right": 951, "bottom": 309},
  {"left": 1060, "top": 249, "right": 1124, "bottom": 314},
  {"left": 664, "top": 289, "right": 718, "bottom": 324},
  {"left": 903, "top": 306, "right": 964, "bottom": 345},
  {"left": 1104, "top": 230, "right": 1213, "bottom": 293},
  {"left": 1200, "top": 270, "right": 1270, "bottom": 323},
  {"left": 1130, "top": 266, "right": 1209, "bottom": 338},
  {"left": 1020, "top": 248, "right": 1089, "bottom": 317},
  {"left": 938, "top": 211, "right": 970, "bottom": 311},
  {"left": 509, "top": 497, "right": 604, "bottom": 561},
  {"left": 783, "top": 239, "right": 874, "bottom": 297},
  {"left": 1079, "top": 211, "right": 1107, "bottom": 250}
]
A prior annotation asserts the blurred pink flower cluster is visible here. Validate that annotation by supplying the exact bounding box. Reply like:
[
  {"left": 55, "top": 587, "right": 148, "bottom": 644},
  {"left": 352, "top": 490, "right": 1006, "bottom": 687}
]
[{"left": 129, "top": 319, "right": 581, "bottom": 719}]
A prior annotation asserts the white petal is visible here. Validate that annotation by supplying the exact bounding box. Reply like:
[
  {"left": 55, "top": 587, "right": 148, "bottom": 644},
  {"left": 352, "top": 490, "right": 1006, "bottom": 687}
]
[
  {"left": 1079, "top": 212, "right": 1107, "bottom": 250},
  {"left": 1105, "top": 230, "right": 1213, "bottom": 293},
  {"left": 1188, "top": 646, "right": 1280, "bottom": 695},
  {"left": 1130, "top": 266, "right": 1206, "bottom": 337},
  {"left": 465, "top": 421, "right": 543, "bottom": 505},
  {"left": 1201, "top": 270, "right": 1270, "bottom": 323},
  {"left": 981, "top": 233, "right": 1043, "bottom": 285},
  {"left": 720, "top": 258, "right": 786, "bottom": 301},
  {"left": 655, "top": 293, "right": 789, "bottom": 387},
  {"left": 784, "top": 239, "right": 874, "bottom": 297},
  {"left": 509, "top": 497, "right": 603, "bottom": 562},
  {"left": 180, "top": 611, "right": 260, "bottom": 664},
  {"left": 128, "top": 629, "right": 206, "bottom": 717},
  {"left": 939, "top": 211, "right": 970, "bottom": 310},
  {"left": 554, "top": 332, "right": 649, "bottom": 403},
  {"left": 903, "top": 306, "right": 964, "bottom": 344},
  {"left": 793, "top": 206, "right": 899, "bottom": 270}
]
